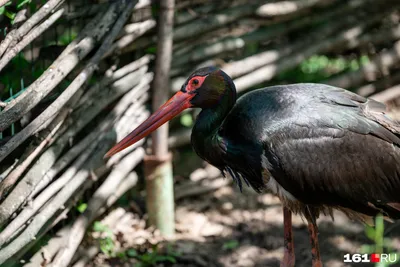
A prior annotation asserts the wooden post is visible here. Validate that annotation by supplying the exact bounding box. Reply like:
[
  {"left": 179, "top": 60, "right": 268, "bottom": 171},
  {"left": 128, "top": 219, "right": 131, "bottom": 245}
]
[{"left": 145, "top": 0, "right": 175, "bottom": 237}]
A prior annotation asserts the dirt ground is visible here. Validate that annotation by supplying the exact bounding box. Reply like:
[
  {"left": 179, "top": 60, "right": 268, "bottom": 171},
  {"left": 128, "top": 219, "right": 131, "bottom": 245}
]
[{"left": 87, "top": 154, "right": 400, "bottom": 267}]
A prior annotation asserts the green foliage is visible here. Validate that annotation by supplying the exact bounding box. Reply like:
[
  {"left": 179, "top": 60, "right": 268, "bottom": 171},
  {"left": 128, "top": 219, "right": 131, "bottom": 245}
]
[
  {"left": 93, "top": 221, "right": 112, "bottom": 234},
  {"left": 0, "top": 54, "right": 45, "bottom": 102},
  {"left": 130, "top": 245, "right": 180, "bottom": 267},
  {"left": 126, "top": 248, "right": 138, "bottom": 257},
  {"left": 276, "top": 55, "right": 370, "bottom": 83},
  {"left": 1, "top": 0, "right": 35, "bottom": 24},
  {"left": 223, "top": 240, "right": 239, "bottom": 250},
  {"left": 99, "top": 236, "right": 115, "bottom": 256},
  {"left": 180, "top": 112, "right": 193, "bottom": 127},
  {"left": 4, "top": 9, "right": 16, "bottom": 21},
  {"left": 76, "top": 202, "right": 87, "bottom": 213},
  {"left": 145, "top": 46, "right": 157, "bottom": 54},
  {"left": 58, "top": 30, "right": 78, "bottom": 46},
  {"left": 119, "top": 245, "right": 180, "bottom": 266},
  {"left": 0, "top": 1, "right": 11, "bottom": 15},
  {"left": 92, "top": 221, "right": 116, "bottom": 256},
  {"left": 92, "top": 221, "right": 180, "bottom": 265},
  {"left": 17, "top": 0, "right": 32, "bottom": 9},
  {"left": 361, "top": 215, "right": 400, "bottom": 267},
  {"left": 244, "top": 42, "right": 259, "bottom": 57}
]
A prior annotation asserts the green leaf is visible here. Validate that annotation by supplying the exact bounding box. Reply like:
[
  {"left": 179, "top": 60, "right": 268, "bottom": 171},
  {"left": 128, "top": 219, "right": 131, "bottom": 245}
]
[
  {"left": 155, "top": 255, "right": 177, "bottom": 263},
  {"left": 93, "top": 221, "right": 108, "bottom": 232},
  {"left": 180, "top": 113, "right": 193, "bottom": 127},
  {"left": 0, "top": 6, "right": 5, "bottom": 15},
  {"left": 360, "top": 55, "right": 370, "bottom": 65},
  {"left": 365, "top": 225, "right": 375, "bottom": 241},
  {"left": 117, "top": 251, "right": 127, "bottom": 260},
  {"left": 5, "top": 10, "right": 16, "bottom": 20},
  {"left": 99, "top": 237, "right": 115, "bottom": 256},
  {"left": 223, "top": 240, "right": 239, "bottom": 250},
  {"left": 375, "top": 214, "right": 384, "bottom": 253},
  {"left": 76, "top": 203, "right": 87, "bottom": 213},
  {"left": 127, "top": 248, "right": 138, "bottom": 257},
  {"left": 145, "top": 46, "right": 157, "bottom": 54},
  {"left": 350, "top": 59, "right": 359, "bottom": 71},
  {"left": 17, "top": 0, "right": 32, "bottom": 9},
  {"left": 139, "top": 253, "right": 153, "bottom": 263},
  {"left": 166, "top": 255, "right": 177, "bottom": 263},
  {"left": 57, "top": 29, "right": 78, "bottom": 45}
]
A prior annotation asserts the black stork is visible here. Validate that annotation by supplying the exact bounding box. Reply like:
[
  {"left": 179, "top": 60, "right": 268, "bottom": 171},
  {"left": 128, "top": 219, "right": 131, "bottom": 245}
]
[{"left": 105, "top": 67, "right": 400, "bottom": 267}]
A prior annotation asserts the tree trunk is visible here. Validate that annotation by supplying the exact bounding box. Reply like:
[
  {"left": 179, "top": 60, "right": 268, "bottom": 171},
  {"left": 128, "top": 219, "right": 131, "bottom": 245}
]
[{"left": 145, "top": 0, "right": 175, "bottom": 237}]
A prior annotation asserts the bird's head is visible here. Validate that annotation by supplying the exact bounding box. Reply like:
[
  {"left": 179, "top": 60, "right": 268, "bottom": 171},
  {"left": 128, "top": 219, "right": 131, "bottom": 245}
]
[{"left": 104, "top": 67, "right": 235, "bottom": 157}]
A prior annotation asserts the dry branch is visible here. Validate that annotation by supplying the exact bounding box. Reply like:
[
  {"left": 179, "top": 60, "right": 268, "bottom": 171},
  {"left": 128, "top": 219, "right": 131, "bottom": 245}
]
[
  {"left": 0, "top": 70, "right": 152, "bottom": 228},
  {"left": 175, "top": 177, "right": 230, "bottom": 200},
  {"left": 110, "top": 54, "right": 154, "bottom": 81},
  {"left": 357, "top": 71, "right": 400, "bottom": 97},
  {"left": 0, "top": 8, "right": 65, "bottom": 72},
  {"left": 170, "top": 0, "right": 370, "bottom": 70},
  {"left": 256, "top": 0, "right": 334, "bottom": 17},
  {"left": 170, "top": 0, "right": 395, "bottom": 90},
  {"left": 0, "top": 0, "right": 134, "bottom": 163},
  {"left": 232, "top": 16, "right": 399, "bottom": 93},
  {"left": 104, "top": 19, "right": 156, "bottom": 58},
  {"left": 334, "top": 24, "right": 400, "bottom": 54},
  {"left": 1, "top": 178, "right": 94, "bottom": 267},
  {"left": 174, "top": 0, "right": 266, "bottom": 25},
  {"left": 222, "top": 14, "right": 372, "bottom": 79},
  {"left": 30, "top": 94, "right": 146, "bottom": 209},
  {"left": 175, "top": 4, "right": 217, "bottom": 25},
  {"left": 50, "top": 149, "right": 144, "bottom": 267},
  {"left": 63, "top": 3, "right": 108, "bottom": 20},
  {"left": 0, "top": 4, "right": 119, "bottom": 132},
  {"left": 326, "top": 40, "right": 400, "bottom": 89},
  {"left": 9, "top": 106, "right": 147, "bottom": 265},
  {"left": 31, "top": 77, "right": 149, "bottom": 197},
  {"left": 370, "top": 84, "right": 400, "bottom": 103},
  {"left": 0, "top": 159, "right": 18, "bottom": 183},
  {"left": 71, "top": 245, "right": 99, "bottom": 267},
  {"left": 71, "top": 190, "right": 137, "bottom": 267},
  {"left": 0, "top": 0, "right": 8, "bottom": 9},
  {"left": 173, "top": 3, "right": 258, "bottom": 42},
  {"left": 0, "top": 138, "right": 99, "bottom": 247},
  {"left": 0, "top": 0, "right": 64, "bottom": 57},
  {"left": 0, "top": 134, "right": 114, "bottom": 265},
  {"left": 76, "top": 54, "right": 152, "bottom": 115},
  {"left": 0, "top": 145, "right": 98, "bottom": 263},
  {"left": 29, "top": 92, "right": 150, "bottom": 266},
  {"left": 0, "top": 109, "right": 68, "bottom": 200},
  {"left": 23, "top": 226, "right": 71, "bottom": 267}
]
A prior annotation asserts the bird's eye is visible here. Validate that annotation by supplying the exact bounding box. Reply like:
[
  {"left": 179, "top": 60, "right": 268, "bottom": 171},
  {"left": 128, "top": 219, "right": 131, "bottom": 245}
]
[{"left": 192, "top": 79, "right": 199, "bottom": 85}]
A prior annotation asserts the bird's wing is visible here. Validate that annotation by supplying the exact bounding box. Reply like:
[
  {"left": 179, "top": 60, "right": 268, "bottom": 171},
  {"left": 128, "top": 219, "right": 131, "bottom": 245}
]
[
  {"left": 263, "top": 88, "right": 400, "bottom": 219},
  {"left": 317, "top": 87, "right": 400, "bottom": 142}
]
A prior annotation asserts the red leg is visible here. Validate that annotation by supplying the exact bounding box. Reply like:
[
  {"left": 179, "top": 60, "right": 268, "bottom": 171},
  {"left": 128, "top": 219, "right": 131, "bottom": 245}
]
[
  {"left": 306, "top": 212, "right": 323, "bottom": 267},
  {"left": 280, "top": 206, "right": 295, "bottom": 267}
]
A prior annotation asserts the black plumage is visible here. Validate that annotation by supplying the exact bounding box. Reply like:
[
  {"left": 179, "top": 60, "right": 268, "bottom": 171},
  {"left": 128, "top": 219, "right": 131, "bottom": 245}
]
[{"left": 214, "top": 83, "right": 400, "bottom": 220}]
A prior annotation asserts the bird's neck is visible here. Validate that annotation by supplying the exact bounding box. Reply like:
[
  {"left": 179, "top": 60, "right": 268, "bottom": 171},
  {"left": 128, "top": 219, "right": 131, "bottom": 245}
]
[{"left": 191, "top": 94, "right": 235, "bottom": 167}]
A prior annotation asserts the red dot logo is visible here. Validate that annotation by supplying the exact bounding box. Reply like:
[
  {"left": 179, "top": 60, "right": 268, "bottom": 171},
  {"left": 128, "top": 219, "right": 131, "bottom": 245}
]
[{"left": 371, "top": 253, "right": 380, "bottom": 263}]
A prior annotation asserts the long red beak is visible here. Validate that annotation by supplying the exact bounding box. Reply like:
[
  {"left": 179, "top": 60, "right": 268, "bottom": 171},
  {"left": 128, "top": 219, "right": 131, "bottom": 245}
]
[{"left": 105, "top": 91, "right": 194, "bottom": 158}]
